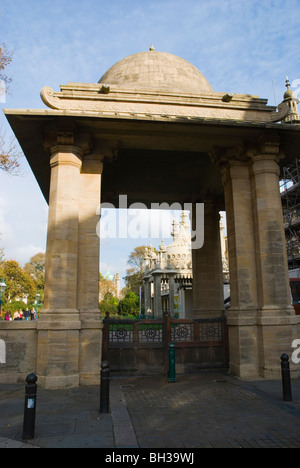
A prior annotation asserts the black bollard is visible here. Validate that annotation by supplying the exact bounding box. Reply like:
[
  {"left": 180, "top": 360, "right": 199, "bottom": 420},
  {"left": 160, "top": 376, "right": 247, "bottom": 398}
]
[
  {"left": 22, "top": 373, "right": 38, "bottom": 440},
  {"left": 281, "top": 354, "right": 292, "bottom": 402},
  {"left": 100, "top": 361, "right": 110, "bottom": 414}
]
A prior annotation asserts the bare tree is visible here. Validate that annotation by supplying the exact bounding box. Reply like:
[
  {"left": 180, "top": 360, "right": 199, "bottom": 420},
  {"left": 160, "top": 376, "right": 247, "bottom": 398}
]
[
  {"left": 0, "top": 41, "right": 22, "bottom": 174},
  {"left": 0, "top": 130, "right": 21, "bottom": 173},
  {"left": 0, "top": 42, "right": 13, "bottom": 88}
]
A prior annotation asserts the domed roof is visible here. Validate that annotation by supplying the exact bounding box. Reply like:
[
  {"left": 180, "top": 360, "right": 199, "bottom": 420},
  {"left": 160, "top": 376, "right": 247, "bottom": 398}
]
[
  {"left": 99, "top": 49, "right": 213, "bottom": 94},
  {"left": 166, "top": 214, "right": 192, "bottom": 270}
]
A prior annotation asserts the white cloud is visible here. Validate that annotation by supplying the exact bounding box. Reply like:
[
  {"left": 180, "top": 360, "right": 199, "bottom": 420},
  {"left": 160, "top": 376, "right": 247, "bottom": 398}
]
[{"left": 10, "top": 244, "right": 45, "bottom": 266}]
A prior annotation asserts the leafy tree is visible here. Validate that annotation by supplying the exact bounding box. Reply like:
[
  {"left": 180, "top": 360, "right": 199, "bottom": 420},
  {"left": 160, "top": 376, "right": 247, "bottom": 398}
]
[
  {"left": 0, "top": 260, "right": 36, "bottom": 306},
  {"left": 118, "top": 291, "right": 139, "bottom": 317},
  {"left": 24, "top": 252, "right": 45, "bottom": 293},
  {"left": 99, "top": 276, "right": 118, "bottom": 301},
  {"left": 128, "top": 246, "right": 148, "bottom": 273},
  {"left": 124, "top": 246, "right": 148, "bottom": 296},
  {"left": 99, "top": 293, "right": 119, "bottom": 316},
  {"left": 3, "top": 300, "right": 27, "bottom": 315}
]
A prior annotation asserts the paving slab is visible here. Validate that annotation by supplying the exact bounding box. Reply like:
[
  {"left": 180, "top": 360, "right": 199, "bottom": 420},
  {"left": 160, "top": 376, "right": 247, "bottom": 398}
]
[{"left": 1, "top": 373, "right": 300, "bottom": 448}]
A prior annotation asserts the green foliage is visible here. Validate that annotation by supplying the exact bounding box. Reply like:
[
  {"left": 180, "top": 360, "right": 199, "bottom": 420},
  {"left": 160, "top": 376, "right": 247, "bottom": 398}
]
[
  {"left": 24, "top": 252, "right": 45, "bottom": 292},
  {"left": 118, "top": 291, "right": 139, "bottom": 317},
  {"left": 99, "top": 293, "right": 119, "bottom": 316},
  {"left": 124, "top": 245, "right": 150, "bottom": 301},
  {"left": 3, "top": 300, "right": 27, "bottom": 314},
  {"left": 0, "top": 260, "right": 36, "bottom": 307}
]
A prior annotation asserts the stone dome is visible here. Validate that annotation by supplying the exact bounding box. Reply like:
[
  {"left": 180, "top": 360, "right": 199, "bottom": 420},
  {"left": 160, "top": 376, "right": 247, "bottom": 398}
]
[{"left": 99, "top": 49, "right": 213, "bottom": 94}]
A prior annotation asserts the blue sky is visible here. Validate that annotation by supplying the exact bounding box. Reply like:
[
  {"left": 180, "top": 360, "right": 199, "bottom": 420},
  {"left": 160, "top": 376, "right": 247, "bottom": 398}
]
[{"left": 0, "top": 0, "right": 299, "bottom": 286}]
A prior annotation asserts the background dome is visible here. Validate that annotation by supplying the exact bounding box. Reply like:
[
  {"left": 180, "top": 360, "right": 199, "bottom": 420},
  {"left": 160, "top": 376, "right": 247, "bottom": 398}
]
[{"left": 99, "top": 50, "right": 213, "bottom": 94}]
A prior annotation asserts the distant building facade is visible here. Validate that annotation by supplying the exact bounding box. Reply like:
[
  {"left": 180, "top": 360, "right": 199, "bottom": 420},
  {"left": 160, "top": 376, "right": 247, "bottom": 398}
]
[{"left": 144, "top": 212, "right": 229, "bottom": 318}]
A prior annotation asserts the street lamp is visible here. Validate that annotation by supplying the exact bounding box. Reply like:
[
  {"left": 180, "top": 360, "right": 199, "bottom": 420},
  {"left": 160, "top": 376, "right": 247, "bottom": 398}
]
[{"left": 0, "top": 277, "right": 7, "bottom": 313}]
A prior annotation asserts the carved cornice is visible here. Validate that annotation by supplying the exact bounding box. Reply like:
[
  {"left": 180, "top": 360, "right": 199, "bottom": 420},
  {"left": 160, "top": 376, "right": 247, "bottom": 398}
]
[{"left": 40, "top": 84, "right": 275, "bottom": 123}]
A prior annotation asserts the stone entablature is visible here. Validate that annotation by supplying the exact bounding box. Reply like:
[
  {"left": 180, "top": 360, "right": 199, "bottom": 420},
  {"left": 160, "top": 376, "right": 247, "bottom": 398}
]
[{"left": 41, "top": 82, "right": 275, "bottom": 123}]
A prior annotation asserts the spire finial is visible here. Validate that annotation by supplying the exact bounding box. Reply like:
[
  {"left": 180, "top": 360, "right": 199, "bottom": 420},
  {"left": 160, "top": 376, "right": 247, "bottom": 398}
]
[
  {"left": 286, "top": 76, "right": 291, "bottom": 91},
  {"left": 149, "top": 44, "right": 155, "bottom": 52}
]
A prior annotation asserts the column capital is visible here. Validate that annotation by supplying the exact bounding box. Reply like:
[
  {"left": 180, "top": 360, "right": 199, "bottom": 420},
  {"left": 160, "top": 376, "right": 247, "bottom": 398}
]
[
  {"left": 246, "top": 134, "right": 282, "bottom": 160},
  {"left": 210, "top": 145, "right": 249, "bottom": 168},
  {"left": 44, "top": 129, "right": 93, "bottom": 157}
]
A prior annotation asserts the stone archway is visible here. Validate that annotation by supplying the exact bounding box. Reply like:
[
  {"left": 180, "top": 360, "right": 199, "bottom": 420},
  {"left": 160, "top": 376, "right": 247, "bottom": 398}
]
[{"left": 4, "top": 48, "right": 300, "bottom": 387}]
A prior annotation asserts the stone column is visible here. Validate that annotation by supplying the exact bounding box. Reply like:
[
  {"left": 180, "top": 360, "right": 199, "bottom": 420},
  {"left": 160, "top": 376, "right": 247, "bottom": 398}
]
[
  {"left": 220, "top": 150, "right": 260, "bottom": 378},
  {"left": 168, "top": 273, "right": 175, "bottom": 317},
  {"left": 250, "top": 137, "right": 300, "bottom": 378},
  {"left": 38, "top": 141, "right": 84, "bottom": 389},
  {"left": 191, "top": 202, "right": 224, "bottom": 318},
  {"left": 144, "top": 276, "right": 151, "bottom": 313},
  {"left": 153, "top": 272, "right": 162, "bottom": 317},
  {"left": 77, "top": 156, "right": 103, "bottom": 385}
]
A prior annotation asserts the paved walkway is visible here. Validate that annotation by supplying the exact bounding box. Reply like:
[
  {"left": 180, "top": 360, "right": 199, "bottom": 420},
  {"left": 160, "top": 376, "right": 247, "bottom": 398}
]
[{"left": 1, "top": 372, "right": 300, "bottom": 448}]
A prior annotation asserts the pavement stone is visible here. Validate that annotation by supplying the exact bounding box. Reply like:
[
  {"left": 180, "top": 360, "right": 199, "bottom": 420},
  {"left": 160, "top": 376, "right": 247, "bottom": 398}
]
[{"left": 1, "top": 372, "right": 300, "bottom": 448}]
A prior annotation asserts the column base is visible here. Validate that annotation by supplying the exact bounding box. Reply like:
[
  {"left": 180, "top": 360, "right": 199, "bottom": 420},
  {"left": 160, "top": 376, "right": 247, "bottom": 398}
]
[
  {"left": 38, "top": 374, "right": 80, "bottom": 389},
  {"left": 227, "top": 307, "right": 300, "bottom": 379},
  {"left": 227, "top": 308, "right": 259, "bottom": 379},
  {"left": 37, "top": 309, "right": 102, "bottom": 389},
  {"left": 79, "top": 311, "right": 103, "bottom": 386},
  {"left": 258, "top": 312, "right": 300, "bottom": 379}
]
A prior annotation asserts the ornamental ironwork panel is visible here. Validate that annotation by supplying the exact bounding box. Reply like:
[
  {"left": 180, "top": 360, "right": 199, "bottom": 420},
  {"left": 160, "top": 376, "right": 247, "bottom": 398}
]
[
  {"left": 109, "top": 324, "right": 134, "bottom": 343},
  {"left": 171, "top": 323, "right": 194, "bottom": 342},
  {"left": 198, "top": 321, "right": 223, "bottom": 341},
  {"left": 139, "top": 324, "right": 163, "bottom": 343}
]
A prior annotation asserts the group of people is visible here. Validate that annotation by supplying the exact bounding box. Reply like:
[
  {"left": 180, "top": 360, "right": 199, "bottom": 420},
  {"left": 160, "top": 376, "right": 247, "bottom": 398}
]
[{"left": 4, "top": 308, "right": 37, "bottom": 321}]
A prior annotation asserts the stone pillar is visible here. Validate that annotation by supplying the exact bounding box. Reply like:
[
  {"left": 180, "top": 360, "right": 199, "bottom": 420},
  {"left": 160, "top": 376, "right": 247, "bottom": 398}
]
[
  {"left": 38, "top": 142, "right": 84, "bottom": 389},
  {"left": 220, "top": 151, "right": 260, "bottom": 378},
  {"left": 169, "top": 273, "right": 175, "bottom": 317},
  {"left": 144, "top": 276, "right": 151, "bottom": 313},
  {"left": 213, "top": 141, "right": 300, "bottom": 380},
  {"left": 77, "top": 156, "right": 103, "bottom": 385},
  {"left": 250, "top": 137, "right": 300, "bottom": 378},
  {"left": 191, "top": 202, "right": 224, "bottom": 318},
  {"left": 153, "top": 272, "right": 162, "bottom": 317}
]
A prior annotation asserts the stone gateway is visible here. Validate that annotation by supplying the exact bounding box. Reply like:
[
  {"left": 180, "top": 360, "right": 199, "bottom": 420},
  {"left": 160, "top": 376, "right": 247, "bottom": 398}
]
[{"left": 2, "top": 47, "right": 300, "bottom": 388}]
